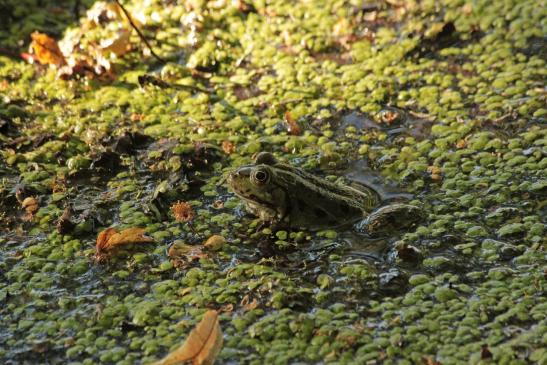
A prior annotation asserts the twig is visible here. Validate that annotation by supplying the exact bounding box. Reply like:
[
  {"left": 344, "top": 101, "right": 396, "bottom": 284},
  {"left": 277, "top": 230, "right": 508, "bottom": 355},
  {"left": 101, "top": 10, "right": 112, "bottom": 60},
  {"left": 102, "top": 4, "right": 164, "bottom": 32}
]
[{"left": 113, "top": 0, "right": 165, "bottom": 63}]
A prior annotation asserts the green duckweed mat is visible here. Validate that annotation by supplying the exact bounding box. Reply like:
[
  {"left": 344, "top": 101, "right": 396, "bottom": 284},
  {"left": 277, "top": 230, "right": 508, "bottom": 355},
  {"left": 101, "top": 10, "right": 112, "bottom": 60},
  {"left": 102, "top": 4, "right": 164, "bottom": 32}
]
[{"left": 0, "top": 0, "right": 545, "bottom": 364}]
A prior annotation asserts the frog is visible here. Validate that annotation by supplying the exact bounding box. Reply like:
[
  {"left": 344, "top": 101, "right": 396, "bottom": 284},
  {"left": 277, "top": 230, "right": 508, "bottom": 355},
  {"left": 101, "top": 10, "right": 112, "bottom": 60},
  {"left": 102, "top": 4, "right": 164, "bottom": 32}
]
[{"left": 227, "top": 152, "right": 424, "bottom": 235}]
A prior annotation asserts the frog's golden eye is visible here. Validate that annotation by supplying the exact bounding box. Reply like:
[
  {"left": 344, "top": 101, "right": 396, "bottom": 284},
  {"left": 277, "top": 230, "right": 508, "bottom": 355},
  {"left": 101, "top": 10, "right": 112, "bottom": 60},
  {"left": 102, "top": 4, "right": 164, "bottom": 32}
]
[{"left": 252, "top": 169, "right": 269, "bottom": 185}]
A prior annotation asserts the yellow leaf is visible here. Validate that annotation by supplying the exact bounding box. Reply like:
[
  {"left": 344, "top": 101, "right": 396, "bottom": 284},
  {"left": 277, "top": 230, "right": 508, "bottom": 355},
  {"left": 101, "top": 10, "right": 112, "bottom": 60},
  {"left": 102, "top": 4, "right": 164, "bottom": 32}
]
[
  {"left": 96, "top": 227, "right": 154, "bottom": 253},
  {"left": 100, "top": 29, "right": 132, "bottom": 56},
  {"left": 152, "top": 310, "right": 223, "bottom": 365},
  {"left": 30, "top": 32, "right": 66, "bottom": 66},
  {"left": 96, "top": 227, "right": 118, "bottom": 252}
]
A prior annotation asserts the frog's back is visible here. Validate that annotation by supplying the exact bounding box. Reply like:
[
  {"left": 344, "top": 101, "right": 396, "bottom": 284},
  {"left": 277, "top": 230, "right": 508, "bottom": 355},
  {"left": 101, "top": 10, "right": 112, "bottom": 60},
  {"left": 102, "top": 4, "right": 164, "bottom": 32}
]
[{"left": 273, "top": 163, "right": 381, "bottom": 228}]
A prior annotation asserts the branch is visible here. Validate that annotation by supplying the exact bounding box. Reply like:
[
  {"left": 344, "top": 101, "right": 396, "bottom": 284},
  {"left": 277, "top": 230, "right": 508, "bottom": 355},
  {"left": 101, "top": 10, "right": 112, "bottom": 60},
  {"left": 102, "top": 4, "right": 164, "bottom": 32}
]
[{"left": 113, "top": 0, "right": 166, "bottom": 63}]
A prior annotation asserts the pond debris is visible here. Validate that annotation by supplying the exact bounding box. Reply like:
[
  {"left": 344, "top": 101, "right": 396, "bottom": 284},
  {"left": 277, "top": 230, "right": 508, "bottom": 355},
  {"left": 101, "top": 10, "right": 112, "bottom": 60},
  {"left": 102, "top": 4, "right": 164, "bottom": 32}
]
[
  {"left": 168, "top": 241, "right": 207, "bottom": 269},
  {"left": 203, "top": 235, "right": 226, "bottom": 251},
  {"left": 171, "top": 201, "right": 195, "bottom": 223},
  {"left": 221, "top": 140, "right": 235, "bottom": 154},
  {"left": 56, "top": 206, "right": 75, "bottom": 234},
  {"left": 95, "top": 227, "right": 154, "bottom": 260},
  {"left": 28, "top": 32, "right": 66, "bottom": 66},
  {"left": 240, "top": 295, "right": 259, "bottom": 312},
  {"left": 284, "top": 111, "right": 302, "bottom": 135},
  {"left": 21, "top": 196, "right": 39, "bottom": 221},
  {"left": 151, "top": 310, "right": 223, "bottom": 365}
]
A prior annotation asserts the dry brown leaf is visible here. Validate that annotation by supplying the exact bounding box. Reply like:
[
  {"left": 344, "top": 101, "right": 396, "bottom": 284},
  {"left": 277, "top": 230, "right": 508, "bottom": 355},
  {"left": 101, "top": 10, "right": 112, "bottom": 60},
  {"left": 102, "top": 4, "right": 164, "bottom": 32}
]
[
  {"left": 221, "top": 140, "right": 235, "bottom": 154},
  {"left": 21, "top": 197, "right": 39, "bottom": 213},
  {"left": 100, "top": 29, "right": 132, "bottom": 56},
  {"left": 21, "top": 196, "right": 39, "bottom": 221},
  {"left": 168, "top": 242, "right": 207, "bottom": 269},
  {"left": 284, "top": 111, "right": 301, "bottom": 135},
  {"left": 240, "top": 295, "right": 258, "bottom": 312},
  {"left": 219, "top": 303, "right": 233, "bottom": 313},
  {"left": 152, "top": 310, "right": 223, "bottom": 365},
  {"left": 96, "top": 227, "right": 154, "bottom": 253},
  {"left": 456, "top": 139, "right": 467, "bottom": 149},
  {"left": 203, "top": 235, "right": 225, "bottom": 251},
  {"left": 30, "top": 32, "right": 66, "bottom": 67},
  {"left": 171, "top": 201, "right": 195, "bottom": 222},
  {"left": 427, "top": 166, "right": 442, "bottom": 181}
]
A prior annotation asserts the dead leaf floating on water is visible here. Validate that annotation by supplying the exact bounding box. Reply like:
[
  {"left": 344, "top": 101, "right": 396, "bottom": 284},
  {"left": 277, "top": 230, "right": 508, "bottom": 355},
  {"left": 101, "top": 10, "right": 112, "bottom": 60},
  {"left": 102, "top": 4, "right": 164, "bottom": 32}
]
[
  {"left": 203, "top": 235, "right": 225, "bottom": 251},
  {"left": 221, "top": 140, "right": 235, "bottom": 154},
  {"left": 95, "top": 227, "right": 154, "bottom": 254},
  {"left": 151, "top": 310, "right": 223, "bottom": 365},
  {"left": 21, "top": 196, "right": 39, "bottom": 221},
  {"left": 168, "top": 242, "right": 207, "bottom": 269},
  {"left": 284, "top": 111, "right": 301, "bottom": 136},
  {"left": 29, "top": 32, "right": 66, "bottom": 66},
  {"left": 171, "top": 201, "right": 195, "bottom": 222}
]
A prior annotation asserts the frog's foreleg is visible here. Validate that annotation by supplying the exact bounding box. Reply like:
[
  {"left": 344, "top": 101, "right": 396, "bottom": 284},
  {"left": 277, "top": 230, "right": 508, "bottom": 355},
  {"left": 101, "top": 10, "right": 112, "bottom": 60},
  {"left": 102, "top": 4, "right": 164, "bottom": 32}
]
[{"left": 356, "top": 204, "right": 424, "bottom": 236}]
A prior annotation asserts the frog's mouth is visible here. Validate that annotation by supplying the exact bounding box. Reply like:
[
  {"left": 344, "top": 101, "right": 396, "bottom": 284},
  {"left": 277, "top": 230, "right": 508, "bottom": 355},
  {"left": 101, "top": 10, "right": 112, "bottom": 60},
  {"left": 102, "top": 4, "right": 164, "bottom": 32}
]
[
  {"left": 228, "top": 173, "right": 290, "bottom": 219},
  {"left": 231, "top": 187, "right": 278, "bottom": 212}
]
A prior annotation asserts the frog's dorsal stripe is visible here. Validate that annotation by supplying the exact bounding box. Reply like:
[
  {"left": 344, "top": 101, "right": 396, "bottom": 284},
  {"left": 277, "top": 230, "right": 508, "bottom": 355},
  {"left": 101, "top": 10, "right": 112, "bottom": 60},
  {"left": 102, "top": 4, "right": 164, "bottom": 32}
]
[{"left": 272, "top": 162, "right": 381, "bottom": 212}]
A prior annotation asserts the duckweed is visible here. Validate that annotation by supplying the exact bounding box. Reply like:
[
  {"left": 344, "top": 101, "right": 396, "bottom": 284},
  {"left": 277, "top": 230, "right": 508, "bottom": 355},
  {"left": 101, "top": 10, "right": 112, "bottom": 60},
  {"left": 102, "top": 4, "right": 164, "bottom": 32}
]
[{"left": 1, "top": 0, "right": 546, "bottom": 363}]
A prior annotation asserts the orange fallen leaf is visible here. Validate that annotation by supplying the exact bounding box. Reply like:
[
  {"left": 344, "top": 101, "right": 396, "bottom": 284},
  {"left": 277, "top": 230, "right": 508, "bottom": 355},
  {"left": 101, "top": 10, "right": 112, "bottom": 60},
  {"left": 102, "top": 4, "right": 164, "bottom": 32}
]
[
  {"left": 284, "top": 111, "right": 301, "bottom": 136},
  {"left": 152, "top": 310, "right": 223, "bottom": 365},
  {"left": 21, "top": 196, "right": 39, "bottom": 221},
  {"left": 240, "top": 295, "right": 258, "bottom": 311},
  {"left": 221, "top": 140, "right": 235, "bottom": 154},
  {"left": 96, "top": 227, "right": 154, "bottom": 253},
  {"left": 29, "top": 32, "right": 66, "bottom": 67},
  {"left": 171, "top": 201, "right": 195, "bottom": 222}
]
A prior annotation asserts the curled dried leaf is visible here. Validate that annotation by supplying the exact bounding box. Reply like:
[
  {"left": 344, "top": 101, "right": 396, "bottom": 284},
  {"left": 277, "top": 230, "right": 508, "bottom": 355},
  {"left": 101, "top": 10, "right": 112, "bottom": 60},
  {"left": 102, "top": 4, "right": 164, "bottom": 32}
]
[
  {"left": 151, "top": 310, "right": 223, "bottom": 365},
  {"left": 203, "top": 235, "right": 225, "bottom": 251},
  {"left": 96, "top": 227, "right": 154, "bottom": 254},
  {"left": 284, "top": 111, "right": 301, "bottom": 136},
  {"left": 171, "top": 201, "right": 195, "bottom": 222},
  {"left": 168, "top": 242, "right": 207, "bottom": 269},
  {"left": 21, "top": 196, "right": 39, "bottom": 221},
  {"left": 221, "top": 140, "right": 235, "bottom": 154},
  {"left": 379, "top": 109, "right": 400, "bottom": 124},
  {"left": 240, "top": 295, "right": 258, "bottom": 312}
]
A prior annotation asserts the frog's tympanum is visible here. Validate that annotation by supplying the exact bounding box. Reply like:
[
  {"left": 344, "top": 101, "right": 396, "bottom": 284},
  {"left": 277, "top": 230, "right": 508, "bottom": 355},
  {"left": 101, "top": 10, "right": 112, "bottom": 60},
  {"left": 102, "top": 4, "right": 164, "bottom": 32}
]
[{"left": 227, "top": 152, "right": 423, "bottom": 235}]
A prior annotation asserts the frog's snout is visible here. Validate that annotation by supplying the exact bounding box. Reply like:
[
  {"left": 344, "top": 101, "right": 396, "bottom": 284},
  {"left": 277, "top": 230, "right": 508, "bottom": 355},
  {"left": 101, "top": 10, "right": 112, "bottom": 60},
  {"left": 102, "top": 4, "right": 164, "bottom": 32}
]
[
  {"left": 227, "top": 170, "right": 244, "bottom": 188},
  {"left": 226, "top": 171, "right": 237, "bottom": 186}
]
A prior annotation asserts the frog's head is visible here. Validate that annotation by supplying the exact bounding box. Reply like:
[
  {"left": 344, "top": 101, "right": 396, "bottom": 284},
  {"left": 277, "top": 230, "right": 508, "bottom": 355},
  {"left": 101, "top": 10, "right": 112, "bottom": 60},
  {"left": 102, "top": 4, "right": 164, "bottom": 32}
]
[{"left": 227, "top": 153, "right": 287, "bottom": 216}]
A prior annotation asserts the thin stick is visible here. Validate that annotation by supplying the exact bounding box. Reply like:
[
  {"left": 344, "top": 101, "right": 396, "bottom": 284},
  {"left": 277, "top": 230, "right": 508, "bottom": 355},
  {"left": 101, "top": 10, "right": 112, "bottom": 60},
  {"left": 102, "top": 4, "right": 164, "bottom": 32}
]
[{"left": 113, "top": 0, "right": 165, "bottom": 63}]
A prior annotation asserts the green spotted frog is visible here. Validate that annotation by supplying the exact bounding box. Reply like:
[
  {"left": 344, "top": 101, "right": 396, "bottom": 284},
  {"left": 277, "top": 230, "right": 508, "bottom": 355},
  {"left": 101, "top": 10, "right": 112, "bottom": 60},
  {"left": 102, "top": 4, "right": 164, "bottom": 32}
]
[{"left": 227, "top": 152, "right": 423, "bottom": 235}]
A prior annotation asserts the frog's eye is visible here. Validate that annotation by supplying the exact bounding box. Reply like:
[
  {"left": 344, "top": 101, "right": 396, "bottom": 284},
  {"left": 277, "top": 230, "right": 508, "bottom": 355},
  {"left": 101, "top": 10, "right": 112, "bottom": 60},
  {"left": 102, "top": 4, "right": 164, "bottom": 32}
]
[{"left": 252, "top": 169, "right": 269, "bottom": 185}]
